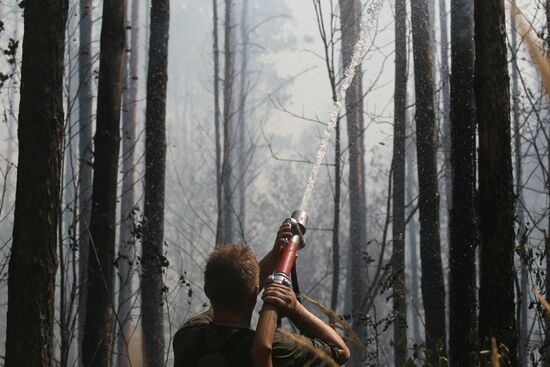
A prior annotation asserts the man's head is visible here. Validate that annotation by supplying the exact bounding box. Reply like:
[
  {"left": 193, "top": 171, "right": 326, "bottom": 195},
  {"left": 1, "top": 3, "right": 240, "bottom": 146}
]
[{"left": 204, "top": 244, "right": 260, "bottom": 311}]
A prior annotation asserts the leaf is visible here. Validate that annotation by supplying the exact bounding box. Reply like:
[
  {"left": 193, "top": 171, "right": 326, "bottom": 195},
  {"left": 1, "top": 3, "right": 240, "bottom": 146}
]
[
  {"left": 302, "top": 295, "right": 367, "bottom": 351},
  {"left": 491, "top": 337, "right": 500, "bottom": 367},
  {"left": 510, "top": 3, "right": 550, "bottom": 98},
  {"left": 278, "top": 330, "right": 339, "bottom": 367}
]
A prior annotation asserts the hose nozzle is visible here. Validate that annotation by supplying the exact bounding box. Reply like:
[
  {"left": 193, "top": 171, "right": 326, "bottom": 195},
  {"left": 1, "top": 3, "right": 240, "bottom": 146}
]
[{"left": 290, "top": 210, "right": 308, "bottom": 234}]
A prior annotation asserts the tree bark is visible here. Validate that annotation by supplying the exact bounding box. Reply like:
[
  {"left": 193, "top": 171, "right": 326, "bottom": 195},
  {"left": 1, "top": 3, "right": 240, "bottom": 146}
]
[
  {"left": 475, "top": 0, "right": 518, "bottom": 365},
  {"left": 81, "top": 0, "right": 126, "bottom": 365},
  {"left": 392, "top": 0, "right": 407, "bottom": 365},
  {"left": 78, "top": 0, "right": 94, "bottom": 363},
  {"left": 406, "top": 138, "right": 422, "bottom": 344},
  {"left": 236, "top": 0, "right": 249, "bottom": 243},
  {"left": 331, "top": 119, "right": 341, "bottom": 314},
  {"left": 117, "top": 0, "right": 140, "bottom": 365},
  {"left": 141, "top": 0, "right": 170, "bottom": 365},
  {"left": 545, "top": 2, "right": 550, "bottom": 365},
  {"left": 213, "top": 0, "right": 224, "bottom": 246},
  {"left": 439, "top": 0, "right": 452, "bottom": 216},
  {"left": 221, "top": 0, "right": 238, "bottom": 244},
  {"left": 4, "top": 0, "right": 67, "bottom": 365},
  {"left": 410, "top": 0, "right": 447, "bottom": 363},
  {"left": 448, "top": 0, "right": 477, "bottom": 365},
  {"left": 339, "top": 0, "right": 368, "bottom": 364}
]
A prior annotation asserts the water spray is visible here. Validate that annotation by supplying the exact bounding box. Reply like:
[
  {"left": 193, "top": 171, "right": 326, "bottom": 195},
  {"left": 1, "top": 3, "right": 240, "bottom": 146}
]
[
  {"left": 252, "top": 1, "right": 385, "bottom": 366},
  {"left": 300, "top": 0, "right": 384, "bottom": 211}
]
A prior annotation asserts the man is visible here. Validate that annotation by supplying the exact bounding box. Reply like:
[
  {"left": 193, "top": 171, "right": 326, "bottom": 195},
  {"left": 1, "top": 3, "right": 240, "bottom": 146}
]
[{"left": 173, "top": 223, "right": 350, "bottom": 366}]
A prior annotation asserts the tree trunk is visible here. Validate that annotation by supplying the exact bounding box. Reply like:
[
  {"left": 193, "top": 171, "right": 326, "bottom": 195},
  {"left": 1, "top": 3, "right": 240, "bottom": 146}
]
[
  {"left": 221, "top": 0, "right": 237, "bottom": 244},
  {"left": 141, "top": 0, "right": 170, "bottom": 365},
  {"left": 339, "top": 0, "right": 368, "bottom": 364},
  {"left": 60, "top": 19, "right": 79, "bottom": 366},
  {"left": 312, "top": 0, "right": 341, "bottom": 314},
  {"left": 475, "top": 0, "right": 518, "bottom": 364},
  {"left": 392, "top": 0, "right": 407, "bottom": 365},
  {"left": 117, "top": 0, "right": 140, "bottom": 365},
  {"left": 236, "top": 0, "right": 249, "bottom": 243},
  {"left": 331, "top": 119, "right": 341, "bottom": 314},
  {"left": 448, "top": 0, "right": 477, "bottom": 365},
  {"left": 406, "top": 140, "right": 422, "bottom": 344},
  {"left": 545, "top": 2, "right": 550, "bottom": 365},
  {"left": 439, "top": 0, "right": 452, "bottom": 217},
  {"left": 4, "top": 0, "right": 67, "bottom": 365},
  {"left": 213, "top": 0, "right": 224, "bottom": 246},
  {"left": 81, "top": 0, "right": 126, "bottom": 365},
  {"left": 78, "top": 0, "right": 94, "bottom": 363},
  {"left": 410, "top": 0, "right": 447, "bottom": 363}
]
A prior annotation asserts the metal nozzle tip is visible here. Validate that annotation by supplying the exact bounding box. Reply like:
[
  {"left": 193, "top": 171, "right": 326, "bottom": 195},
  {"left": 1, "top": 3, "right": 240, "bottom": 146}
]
[{"left": 291, "top": 210, "right": 308, "bottom": 234}]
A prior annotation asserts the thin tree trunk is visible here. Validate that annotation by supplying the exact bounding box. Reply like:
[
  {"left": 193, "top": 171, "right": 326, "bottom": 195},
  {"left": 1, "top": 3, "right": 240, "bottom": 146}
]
[
  {"left": 448, "top": 0, "right": 477, "bottom": 365},
  {"left": 141, "top": 0, "right": 170, "bottom": 365},
  {"left": 439, "top": 0, "right": 452, "bottom": 219},
  {"left": 221, "top": 0, "right": 237, "bottom": 244},
  {"left": 60, "top": 18, "right": 79, "bottom": 365},
  {"left": 331, "top": 119, "right": 341, "bottom": 314},
  {"left": 339, "top": 1, "right": 368, "bottom": 364},
  {"left": 410, "top": 0, "right": 447, "bottom": 363},
  {"left": 117, "top": 0, "right": 140, "bottom": 365},
  {"left": 78, "top": 1, "right": 94, "bottom": 363},
  {"left": 236, "top": 0, "right": 249, "bottom": 243},
  {"left": 4, "top": 0, "right": 68, "bottom": 365},
  {"left": 545, "top": 3, "right": 550, "bottom": 366},
  {"left": 392, "top": 0, "right": 407, "bottom": 364},
  {"left": 406, "top": 142, "right": 422, "bottom": 344},
  {"left": 312, "top": 0, "right": 341, "bottom": 314},
  {"left": 213, "top": 0, "right": 224, "bottom": 246},
  {"left": 82, "top": 0, "right": 127, "bottom": 365},
  {"left": 475, "top": 0, "right": 518, "bottom": 364}
]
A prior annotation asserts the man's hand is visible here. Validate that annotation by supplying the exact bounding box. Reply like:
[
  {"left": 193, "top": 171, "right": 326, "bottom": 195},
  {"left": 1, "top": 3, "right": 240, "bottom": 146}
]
[
  {"left": 259, "top": 223, "right": 294, "bottom": 291},
  {"left": 272, "top": 223, "right": 293, "bottom": 254},
  {"left": 262, "top": 283, "right": 299, "bottom": 319}
]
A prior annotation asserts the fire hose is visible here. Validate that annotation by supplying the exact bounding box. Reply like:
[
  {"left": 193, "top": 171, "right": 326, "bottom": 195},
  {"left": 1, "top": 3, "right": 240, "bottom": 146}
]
[{"left": 250, "top": 210, "right": 308, "bottom": 367}]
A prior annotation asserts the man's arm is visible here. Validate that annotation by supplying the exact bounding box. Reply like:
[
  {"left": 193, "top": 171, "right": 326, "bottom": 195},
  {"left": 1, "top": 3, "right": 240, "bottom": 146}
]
[
  {"left": 262, "top": 283, "right": 351, "bottom": 365},
  {"left": 258, "top": 223, "right": 292, "bottom": 290}
]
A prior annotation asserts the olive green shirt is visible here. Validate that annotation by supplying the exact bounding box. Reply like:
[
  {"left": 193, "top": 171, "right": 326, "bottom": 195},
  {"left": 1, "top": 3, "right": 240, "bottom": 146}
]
[{"left": 173, "top": 309, "right": 341, "bottom": 367}]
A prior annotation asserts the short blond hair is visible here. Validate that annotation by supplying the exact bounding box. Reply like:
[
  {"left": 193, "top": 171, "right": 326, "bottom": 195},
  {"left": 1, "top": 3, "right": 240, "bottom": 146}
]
[{"left": 204, "top": 244, "right": 259, "bottom": 306}]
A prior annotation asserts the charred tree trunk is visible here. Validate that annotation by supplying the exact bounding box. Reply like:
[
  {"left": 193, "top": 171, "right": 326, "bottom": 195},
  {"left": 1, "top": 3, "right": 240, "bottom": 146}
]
[
  {"left": 221, "top": 0, "right": 237, "bottom": 244},
  {"left": 475, "top": 0, "right": 518, "bottom": 365},
  {"left": 392, "top": 0, "right": 407, "bottom": 365},
  {"left": 78, "top": 0, "right": 94, "bottom": 362},
  {"left": 81, "top": 0, "right": 126, "bottom": 365},
  {"left": 117, "top": 0, "right": 140, "bottom": 365},
  {"left": 213, "top": 0, "right": 224, "bottom": 246},
  {"left": 339, "top": 0, "right": 367, "bottom": 365},
  {"left": 448, "top": 0, "right": 477, "bottom": 365},
  {"left": 4, "top": 0, "right": 67, "bottom": 365},
  {"left": 410, "top": 0, "right": 447, "bottom": 363},
  {"left": 141, "top": 0, "right": 170, "bottom": 365}
]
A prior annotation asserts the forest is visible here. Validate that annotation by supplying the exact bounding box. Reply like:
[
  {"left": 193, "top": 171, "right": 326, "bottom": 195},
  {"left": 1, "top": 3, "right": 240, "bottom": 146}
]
[{"left": 0, "top": 0, "right": 549, "bottom": 366}]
